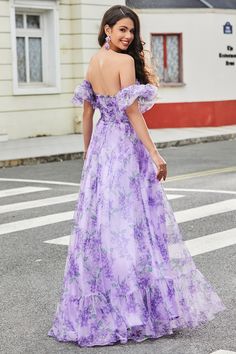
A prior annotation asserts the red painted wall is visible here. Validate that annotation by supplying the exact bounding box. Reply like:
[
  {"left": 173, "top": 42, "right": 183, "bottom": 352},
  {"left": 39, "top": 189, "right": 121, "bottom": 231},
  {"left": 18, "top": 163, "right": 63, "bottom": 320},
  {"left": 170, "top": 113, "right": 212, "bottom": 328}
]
[{"left": 144, "top": 100, "right": 236, "bottom": 128}]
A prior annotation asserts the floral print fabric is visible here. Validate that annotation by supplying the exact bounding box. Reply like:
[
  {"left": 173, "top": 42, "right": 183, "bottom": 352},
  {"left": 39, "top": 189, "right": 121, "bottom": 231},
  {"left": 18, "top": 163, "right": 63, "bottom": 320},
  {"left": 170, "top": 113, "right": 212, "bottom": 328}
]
[{"left": 48, "top": 79, "right": 226, "bottom": 347}]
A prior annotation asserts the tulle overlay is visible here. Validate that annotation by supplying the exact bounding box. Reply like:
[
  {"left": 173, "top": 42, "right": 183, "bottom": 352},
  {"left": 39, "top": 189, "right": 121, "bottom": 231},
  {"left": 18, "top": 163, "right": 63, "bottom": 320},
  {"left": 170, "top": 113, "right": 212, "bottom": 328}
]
[{"left": 48, "top": 80, "right": 225, "bottom": 347}]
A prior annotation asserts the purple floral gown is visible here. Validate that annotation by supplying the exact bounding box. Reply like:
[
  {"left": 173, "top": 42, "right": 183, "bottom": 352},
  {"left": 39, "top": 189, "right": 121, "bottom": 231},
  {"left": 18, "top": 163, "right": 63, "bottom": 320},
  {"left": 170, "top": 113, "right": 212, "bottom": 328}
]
[{"left": 48, "top": 79, "right": 226, "bottom": 347}]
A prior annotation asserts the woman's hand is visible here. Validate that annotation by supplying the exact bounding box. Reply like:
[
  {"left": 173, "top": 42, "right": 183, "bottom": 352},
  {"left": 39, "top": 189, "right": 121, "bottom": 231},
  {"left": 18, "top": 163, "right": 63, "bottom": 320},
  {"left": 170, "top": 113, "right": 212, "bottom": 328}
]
[
  {"left": 150, "top": 149, "right": 167, "bottom": 181},
  {"left": 83, "top": 150, "right": 87, "bottom": 160}
]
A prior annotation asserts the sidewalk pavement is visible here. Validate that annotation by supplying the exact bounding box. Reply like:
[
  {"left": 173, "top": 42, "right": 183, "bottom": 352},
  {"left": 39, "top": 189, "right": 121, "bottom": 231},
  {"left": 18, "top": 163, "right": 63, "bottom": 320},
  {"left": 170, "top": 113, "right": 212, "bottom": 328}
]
[{"left": 0, "top": 125, "right": 236, "bottom": 168}]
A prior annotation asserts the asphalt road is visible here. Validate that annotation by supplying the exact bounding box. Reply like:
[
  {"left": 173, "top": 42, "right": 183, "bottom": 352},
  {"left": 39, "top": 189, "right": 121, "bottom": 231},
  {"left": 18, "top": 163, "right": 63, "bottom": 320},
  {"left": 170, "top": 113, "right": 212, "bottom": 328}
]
[{"left": 0, "top": 139, "right": 235, "bottom": 354}]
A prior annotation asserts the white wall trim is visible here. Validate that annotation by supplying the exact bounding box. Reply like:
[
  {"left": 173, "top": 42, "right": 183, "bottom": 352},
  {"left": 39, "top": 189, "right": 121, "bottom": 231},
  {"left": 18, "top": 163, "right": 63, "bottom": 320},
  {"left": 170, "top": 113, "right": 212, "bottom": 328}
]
[{"left": 12, "top": 0, "right": 59, "bottom": 10}]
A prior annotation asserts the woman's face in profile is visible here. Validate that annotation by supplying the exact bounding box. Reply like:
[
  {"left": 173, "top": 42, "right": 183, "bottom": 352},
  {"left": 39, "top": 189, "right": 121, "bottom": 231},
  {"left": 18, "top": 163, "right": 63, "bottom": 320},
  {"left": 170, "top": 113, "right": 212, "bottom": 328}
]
[{"left": 106, "top": 17, "right": 135, "bottom": 52}]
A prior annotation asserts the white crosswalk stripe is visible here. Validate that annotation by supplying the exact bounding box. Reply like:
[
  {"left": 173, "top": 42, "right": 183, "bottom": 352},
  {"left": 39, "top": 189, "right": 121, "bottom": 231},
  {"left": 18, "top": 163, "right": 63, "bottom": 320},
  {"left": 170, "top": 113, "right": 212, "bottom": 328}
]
[
  {"left": 0, "top": 193, "right": 78, "bottom": 214},
  {"left": 185, "top": 228, "right": 236, "bottom": 256},
  {"left": 175, "top": 199, "right": 236, "bottom": 223},
  {"left": 0, "top": 211, "right": 73, "bottom": 235},
  {"left": 0, "top": 186, "right": 50, "bottom": 198},
  {"left": 45, "top": 235, "right": 70, "bottom": 245},
  {"left": 166, "top": 194, "right": 184, "bottom": 200}
]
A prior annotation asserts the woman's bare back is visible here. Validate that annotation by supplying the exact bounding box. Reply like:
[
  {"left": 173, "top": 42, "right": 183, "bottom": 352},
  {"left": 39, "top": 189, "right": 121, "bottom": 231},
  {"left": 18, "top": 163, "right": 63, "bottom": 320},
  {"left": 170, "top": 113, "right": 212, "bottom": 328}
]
[{"left": 86, "top": 48, "right": 130, "bottom": 96}]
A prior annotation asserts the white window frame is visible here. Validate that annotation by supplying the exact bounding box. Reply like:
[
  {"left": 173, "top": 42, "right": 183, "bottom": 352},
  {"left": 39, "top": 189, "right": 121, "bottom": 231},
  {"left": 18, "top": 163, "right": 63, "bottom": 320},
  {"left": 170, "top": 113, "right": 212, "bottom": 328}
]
[{"left": 10, "top": 0, "right": 61, "bottom": 95}]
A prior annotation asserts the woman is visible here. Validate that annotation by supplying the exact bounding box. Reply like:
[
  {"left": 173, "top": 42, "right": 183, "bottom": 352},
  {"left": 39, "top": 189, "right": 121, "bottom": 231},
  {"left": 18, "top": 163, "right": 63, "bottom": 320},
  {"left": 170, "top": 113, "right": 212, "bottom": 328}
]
[{"left": 48, "top": 5, "right": 225, "bottom": 347}]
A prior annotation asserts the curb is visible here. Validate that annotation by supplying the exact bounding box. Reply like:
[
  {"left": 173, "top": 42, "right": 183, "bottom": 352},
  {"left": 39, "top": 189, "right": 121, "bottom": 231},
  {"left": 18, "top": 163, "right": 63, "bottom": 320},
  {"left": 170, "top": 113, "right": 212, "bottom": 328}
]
[
  {"left": 153, "top": 132, "right": 236, "bottom": 148},
  {"left": 0, "top": 133, "right": 235, "bottom": 168}
]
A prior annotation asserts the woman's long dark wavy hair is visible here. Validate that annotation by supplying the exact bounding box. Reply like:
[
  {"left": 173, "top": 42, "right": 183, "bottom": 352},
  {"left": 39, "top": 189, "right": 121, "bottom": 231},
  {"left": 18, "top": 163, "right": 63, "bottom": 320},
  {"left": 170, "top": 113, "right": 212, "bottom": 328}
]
[{"left": 98, "top": 5, "right": 158, "bottom": 86}]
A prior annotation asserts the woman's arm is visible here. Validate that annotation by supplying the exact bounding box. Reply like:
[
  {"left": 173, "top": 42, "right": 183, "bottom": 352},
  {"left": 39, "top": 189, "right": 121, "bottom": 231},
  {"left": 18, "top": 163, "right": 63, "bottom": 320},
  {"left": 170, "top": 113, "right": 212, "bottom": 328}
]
[
  {"left": 119, "top": 55, "right": 167, "bottom": 181},
  {"left": 82, "top": 100, "right": 94, "bottom": 159},
  {"left": 82, "top": 71, "right": 95, "bottom": 159}
]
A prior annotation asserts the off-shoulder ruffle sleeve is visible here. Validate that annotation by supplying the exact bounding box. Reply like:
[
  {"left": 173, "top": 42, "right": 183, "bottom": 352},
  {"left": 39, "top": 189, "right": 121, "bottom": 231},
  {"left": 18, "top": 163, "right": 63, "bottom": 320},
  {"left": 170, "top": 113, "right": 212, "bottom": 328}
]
[
  {"left": 116, "top": 83, "right": 158, "bottom": 113},
  {"left": 71, "top": 79, "right": 96, "bottom": 109}
]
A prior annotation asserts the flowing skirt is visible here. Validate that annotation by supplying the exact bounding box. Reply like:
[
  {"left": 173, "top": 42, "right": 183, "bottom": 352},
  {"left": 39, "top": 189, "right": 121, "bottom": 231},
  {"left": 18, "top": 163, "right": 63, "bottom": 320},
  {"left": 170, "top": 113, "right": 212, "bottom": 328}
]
[{"left": 48, "top": 118, "right": 226, "bottom": 347}]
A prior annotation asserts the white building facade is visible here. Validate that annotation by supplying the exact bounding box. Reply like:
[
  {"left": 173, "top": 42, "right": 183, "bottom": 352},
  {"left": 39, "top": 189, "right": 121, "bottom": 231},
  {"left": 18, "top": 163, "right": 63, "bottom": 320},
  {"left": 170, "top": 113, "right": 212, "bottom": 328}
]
[
  {"left": 129, "top": 0, "right": 236, "bottom": 128},
  {"left": 0, "top": 0, "right": 236, "bottom": 140},
  {"left": 0, "top": 0, "right": 120, "bottom": 140}
]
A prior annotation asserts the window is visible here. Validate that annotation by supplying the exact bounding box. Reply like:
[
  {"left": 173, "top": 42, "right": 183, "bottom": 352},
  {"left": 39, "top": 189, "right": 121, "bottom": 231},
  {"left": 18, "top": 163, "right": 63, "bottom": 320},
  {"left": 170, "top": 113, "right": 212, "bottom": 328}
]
[
  {"left": 15, "top": 13, "right": 43, "bottom": 83},
  {"left": 151, "top": 33, "right": 183, "bottom": 85},
  {"left": 11, "top": 0, "right": 60, "bottom": 95}
]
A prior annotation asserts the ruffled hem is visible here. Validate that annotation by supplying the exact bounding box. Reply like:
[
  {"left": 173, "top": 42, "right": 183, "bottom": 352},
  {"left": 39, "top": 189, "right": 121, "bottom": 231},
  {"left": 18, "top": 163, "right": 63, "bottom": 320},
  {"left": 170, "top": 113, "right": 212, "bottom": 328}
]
[{"left": 48, "top": 268, "right": 225, "bottom": 347}]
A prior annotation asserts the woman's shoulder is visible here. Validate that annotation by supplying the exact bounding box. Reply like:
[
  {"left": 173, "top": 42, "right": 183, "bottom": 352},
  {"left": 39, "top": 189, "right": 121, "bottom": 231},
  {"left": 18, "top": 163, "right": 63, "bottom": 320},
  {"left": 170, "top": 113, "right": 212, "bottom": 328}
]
[
  {"left": 118, "top": 54, "right": 134, "bottom": 71},
  {"left": 119, "top": 54, "right": 135, "bottom": 70},
  {"left": 108, "top": 52, "right": 135, "bottom": 75},
  {"left": 90, "top": 50, "right": 134, "bottom": 66},
  {"left": 113, "top": 52, "right": 134, "bottom": 64}
]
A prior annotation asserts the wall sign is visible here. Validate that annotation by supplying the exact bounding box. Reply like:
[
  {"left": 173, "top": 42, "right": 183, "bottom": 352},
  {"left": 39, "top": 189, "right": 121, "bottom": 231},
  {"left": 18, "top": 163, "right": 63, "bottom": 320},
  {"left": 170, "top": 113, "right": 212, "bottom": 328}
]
[
  {"left": 219, "top": 46, "right": 235, "bottom": 66},
  {"left": 223, "top": 22, "right": 233, "bottom": 34}
]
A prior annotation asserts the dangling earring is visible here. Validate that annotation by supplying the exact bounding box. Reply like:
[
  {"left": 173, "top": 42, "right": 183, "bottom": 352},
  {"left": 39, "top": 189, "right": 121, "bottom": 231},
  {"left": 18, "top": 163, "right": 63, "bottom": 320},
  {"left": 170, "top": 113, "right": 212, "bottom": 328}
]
[{"left": 105, "top": 35, "right": 111, "bottom": 50}]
